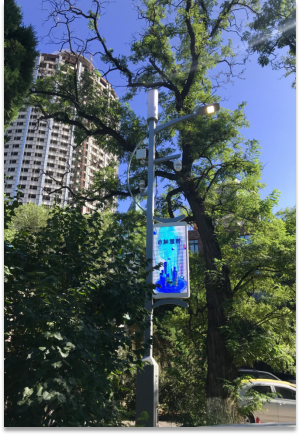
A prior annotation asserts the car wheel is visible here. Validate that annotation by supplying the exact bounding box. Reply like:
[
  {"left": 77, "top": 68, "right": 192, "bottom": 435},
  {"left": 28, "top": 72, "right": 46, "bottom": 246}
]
[{"left": 244, "top": 414, "right": 255, "bottom": 423}]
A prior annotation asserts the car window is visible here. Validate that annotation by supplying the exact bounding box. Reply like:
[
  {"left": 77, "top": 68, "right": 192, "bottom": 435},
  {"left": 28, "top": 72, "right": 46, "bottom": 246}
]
[
  {"left": 248, "top": 385, "right": 272, "bottom": 395},
  {"left": 274, "top": 387, "right": 296, "bottom": 400},
  {"left": 257, "top": 373, "right": 277, "bottom": 380}
]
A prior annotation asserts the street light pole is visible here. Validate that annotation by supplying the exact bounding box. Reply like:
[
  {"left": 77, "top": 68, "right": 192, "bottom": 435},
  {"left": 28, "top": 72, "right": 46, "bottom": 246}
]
[
  {"left": 134, "top": 90, "right": 220, "bottom": 427},
  {"left": 135, "top": 90, "right": 159, "bottom": 428}
]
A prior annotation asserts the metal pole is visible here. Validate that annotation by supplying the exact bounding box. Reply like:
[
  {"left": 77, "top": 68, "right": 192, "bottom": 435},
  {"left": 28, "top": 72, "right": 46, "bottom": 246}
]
[
  {"left": 135, "top": 90, "right": 159, "bottom": 427},
  {"left": 145, "top": 116, "right": 156, "bottom": 355}
]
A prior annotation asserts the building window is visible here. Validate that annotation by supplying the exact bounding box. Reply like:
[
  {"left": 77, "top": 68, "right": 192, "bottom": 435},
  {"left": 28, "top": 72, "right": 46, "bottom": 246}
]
[{"left": 189, "top": 239, "right": 199, "bottom": 254}]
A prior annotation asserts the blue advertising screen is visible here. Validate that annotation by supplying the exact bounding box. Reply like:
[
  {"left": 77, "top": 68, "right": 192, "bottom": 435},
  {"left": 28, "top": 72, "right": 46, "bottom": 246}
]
[{"left": 153, "top": 222, "right": 190, "bottom": 299}]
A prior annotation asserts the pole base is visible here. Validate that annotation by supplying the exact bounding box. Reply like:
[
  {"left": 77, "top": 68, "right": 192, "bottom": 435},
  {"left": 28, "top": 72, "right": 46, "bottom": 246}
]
[{"left": 135, "top": 357, "right": 159, "bottom": 427}]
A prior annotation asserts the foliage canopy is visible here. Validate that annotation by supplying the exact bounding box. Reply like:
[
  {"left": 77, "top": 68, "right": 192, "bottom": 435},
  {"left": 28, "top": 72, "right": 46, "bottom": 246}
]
[{"left": 4, "top": 0, "right": 38, "bottom": 129}]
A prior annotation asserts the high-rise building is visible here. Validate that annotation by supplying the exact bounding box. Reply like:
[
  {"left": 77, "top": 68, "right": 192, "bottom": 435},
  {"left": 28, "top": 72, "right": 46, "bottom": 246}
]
[{"left": 4, "top": 51, "right": 118, "bottom": 214}]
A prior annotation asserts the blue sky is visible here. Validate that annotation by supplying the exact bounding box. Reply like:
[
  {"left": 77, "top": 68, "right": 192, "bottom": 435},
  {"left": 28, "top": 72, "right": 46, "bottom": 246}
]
[{"left": 16, "top": 0, "right": 296, "bottom": 214}]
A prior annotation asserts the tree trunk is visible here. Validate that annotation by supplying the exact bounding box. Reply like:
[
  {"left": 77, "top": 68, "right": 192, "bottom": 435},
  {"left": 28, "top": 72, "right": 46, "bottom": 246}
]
[{"left": 185, "top": 189, "right": 237, "bottom": 398}]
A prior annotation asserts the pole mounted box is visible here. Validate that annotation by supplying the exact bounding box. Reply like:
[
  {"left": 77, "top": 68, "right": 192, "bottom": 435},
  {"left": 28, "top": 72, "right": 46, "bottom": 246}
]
[{"left": 136, "top": 149, "right": 147, "bottom": 160}]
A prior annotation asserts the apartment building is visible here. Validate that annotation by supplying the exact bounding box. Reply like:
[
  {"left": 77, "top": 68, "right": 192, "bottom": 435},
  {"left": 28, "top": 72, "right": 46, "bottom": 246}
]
[{"left": 4, "top": 51, "right": 118, "bottom": 214}]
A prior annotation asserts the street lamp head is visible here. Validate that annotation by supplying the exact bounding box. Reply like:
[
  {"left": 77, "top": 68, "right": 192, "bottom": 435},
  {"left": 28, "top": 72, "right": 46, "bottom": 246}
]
[
  {"left": 196, "top": 103, "right": 220, "bottom": 117},
  {"left": 206, "top": 105, "right": 215, "bottom": 114}
]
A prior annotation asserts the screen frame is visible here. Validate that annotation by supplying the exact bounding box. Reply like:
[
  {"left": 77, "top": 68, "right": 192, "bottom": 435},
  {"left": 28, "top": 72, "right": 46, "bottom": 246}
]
[{"left": 152, "top": 221, "right": 190, "bottom": 299}]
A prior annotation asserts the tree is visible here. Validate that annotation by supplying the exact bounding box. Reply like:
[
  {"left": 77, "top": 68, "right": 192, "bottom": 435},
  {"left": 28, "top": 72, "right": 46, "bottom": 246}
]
[
  {"left": 4, "top": 0, "right": 38, "bottom": 129},
  {"left": 154, "top": 202, "right": 296, "bottom": 425},
  {"left": 276, "top": 206, "right": 296, "bottom": 235},
  {"left": 5, "top": 202, "right": 50, "bottom": 238},
  {"left": 243, "top": 0, "right": 296, "bottom": 86},
  {"left": 27, "top": 0, "right": 295, "bottom": 405},
  {"left": 4, "top": 200, "right": 151, "bottom": 426}
]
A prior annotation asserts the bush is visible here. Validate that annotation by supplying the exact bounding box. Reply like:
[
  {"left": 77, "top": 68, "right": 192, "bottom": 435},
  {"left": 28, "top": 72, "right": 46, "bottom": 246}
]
[{"left": 4, "top": 204, "right": 150, "bottom": 426}]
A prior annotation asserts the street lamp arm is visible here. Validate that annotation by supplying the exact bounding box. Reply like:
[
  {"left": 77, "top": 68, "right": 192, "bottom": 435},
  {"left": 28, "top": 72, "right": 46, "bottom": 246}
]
[
  {"left": 155, "top": 150, "right": 174, "bottom": 171},
  {"left": 155, "top": 103, "right": 220, "bottom": 134},
  {"left": 154, "top": 153, "right": 181, "bottom": 164},
  {"left": 155, "top": 112, "right": 197, "bottom": 134}
]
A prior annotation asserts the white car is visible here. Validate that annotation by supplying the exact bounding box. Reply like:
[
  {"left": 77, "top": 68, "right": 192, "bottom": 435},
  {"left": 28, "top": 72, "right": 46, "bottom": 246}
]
[{"left": 239, "top": 379, "right": 296, "bottom": 423}]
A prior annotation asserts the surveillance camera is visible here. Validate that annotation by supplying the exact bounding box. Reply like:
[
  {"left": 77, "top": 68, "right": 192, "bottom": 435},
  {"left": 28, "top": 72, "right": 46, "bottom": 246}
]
[{"left": 173, "top": 159, "right": 182, "bottom": 172}]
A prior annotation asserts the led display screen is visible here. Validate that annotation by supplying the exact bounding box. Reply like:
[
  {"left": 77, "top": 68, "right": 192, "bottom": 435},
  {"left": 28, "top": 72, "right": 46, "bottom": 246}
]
[{"left": 153, "top": 222, "right": 190, "bottom": 299}]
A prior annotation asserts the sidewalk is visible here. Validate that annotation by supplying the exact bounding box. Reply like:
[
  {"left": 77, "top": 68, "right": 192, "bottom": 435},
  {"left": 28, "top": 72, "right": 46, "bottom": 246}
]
[
  {"left": 123, "top": 421, "right": 181, "bottom": 427},
  {"left": 158, "top": 421, "right": 180, "bottom": 427}
]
